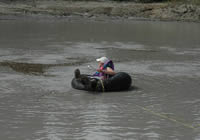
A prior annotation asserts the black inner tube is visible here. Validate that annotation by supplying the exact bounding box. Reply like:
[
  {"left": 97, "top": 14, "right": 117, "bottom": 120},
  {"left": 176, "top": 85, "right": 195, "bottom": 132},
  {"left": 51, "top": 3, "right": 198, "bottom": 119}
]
[{"left": 71, "top": 72, "right": 132, "bottom": 92}]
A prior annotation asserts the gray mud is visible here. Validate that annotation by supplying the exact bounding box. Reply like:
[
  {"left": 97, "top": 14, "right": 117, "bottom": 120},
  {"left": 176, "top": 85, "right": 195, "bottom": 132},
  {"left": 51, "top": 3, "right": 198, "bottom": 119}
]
[{"left": 0, "top": 1, "right": 200, "bottom": 22}]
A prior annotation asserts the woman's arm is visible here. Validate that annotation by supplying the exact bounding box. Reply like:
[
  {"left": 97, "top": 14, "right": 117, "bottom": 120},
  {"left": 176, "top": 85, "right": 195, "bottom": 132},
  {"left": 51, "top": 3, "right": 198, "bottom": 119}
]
[
  {"left": 97, "top": 67, "right": 115, "bottom": 75},
  {"left": 103, "top": 67, "right": 115, "bottom": 75}
]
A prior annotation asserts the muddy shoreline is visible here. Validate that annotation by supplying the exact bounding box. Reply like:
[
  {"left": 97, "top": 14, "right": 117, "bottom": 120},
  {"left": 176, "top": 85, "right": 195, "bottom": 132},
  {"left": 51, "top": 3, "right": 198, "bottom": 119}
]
[{"left": 0, "top": 1, "right": 200, "bottom": 22}]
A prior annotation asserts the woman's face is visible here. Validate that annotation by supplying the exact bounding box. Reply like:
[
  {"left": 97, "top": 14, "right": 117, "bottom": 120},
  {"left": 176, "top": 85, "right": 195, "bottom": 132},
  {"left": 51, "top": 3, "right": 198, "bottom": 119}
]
[{"left": 98, "top": 62, "right": 104, "bottom": 67}]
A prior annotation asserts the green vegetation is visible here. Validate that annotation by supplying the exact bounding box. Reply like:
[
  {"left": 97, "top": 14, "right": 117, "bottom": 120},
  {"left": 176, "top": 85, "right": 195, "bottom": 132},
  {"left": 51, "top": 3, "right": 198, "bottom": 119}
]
[
  {"left": 112, "top": 0, "right": 200, "bottom": 4},
  {"left": 170, "top": 0, "right": 200, "bottom": 4},
  {"left": 110, "top": 0, "right": 166, "bottom": 2}
]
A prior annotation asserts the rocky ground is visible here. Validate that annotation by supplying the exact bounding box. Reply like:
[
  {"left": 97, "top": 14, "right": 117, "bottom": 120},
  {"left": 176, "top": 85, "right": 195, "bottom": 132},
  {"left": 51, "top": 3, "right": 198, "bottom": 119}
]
[{"left": 0, "top": 0, "right": 200, "bottom": 22}]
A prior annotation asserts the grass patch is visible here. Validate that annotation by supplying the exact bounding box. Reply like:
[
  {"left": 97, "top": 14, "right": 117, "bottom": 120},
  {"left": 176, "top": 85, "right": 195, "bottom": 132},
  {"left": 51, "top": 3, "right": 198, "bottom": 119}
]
[{"left": 165, "top": 0, "right": 200, "bottom": 4}]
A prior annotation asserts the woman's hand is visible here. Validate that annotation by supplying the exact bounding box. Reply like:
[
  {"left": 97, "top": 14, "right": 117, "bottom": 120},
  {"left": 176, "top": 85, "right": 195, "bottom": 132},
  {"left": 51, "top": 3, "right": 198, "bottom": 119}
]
[
  {"left": 97, "top": 68, "right": 115, "bottom": 75},
  {"left": 97, "top": 69, "right": 104, "bottom": 73}
]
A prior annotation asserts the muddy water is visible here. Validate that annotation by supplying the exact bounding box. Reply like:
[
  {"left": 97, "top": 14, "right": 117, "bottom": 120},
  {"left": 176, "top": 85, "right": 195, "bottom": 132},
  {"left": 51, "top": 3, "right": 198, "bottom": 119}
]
[{"left": 0, "top": 17, "right": 200, "bottom": 140}]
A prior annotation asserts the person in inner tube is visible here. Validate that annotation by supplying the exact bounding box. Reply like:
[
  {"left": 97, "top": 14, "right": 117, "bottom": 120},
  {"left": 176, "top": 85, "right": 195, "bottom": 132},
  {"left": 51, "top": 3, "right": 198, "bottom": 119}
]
[{"left": 93, "top": 56, "right": 115, "bottom": 80}]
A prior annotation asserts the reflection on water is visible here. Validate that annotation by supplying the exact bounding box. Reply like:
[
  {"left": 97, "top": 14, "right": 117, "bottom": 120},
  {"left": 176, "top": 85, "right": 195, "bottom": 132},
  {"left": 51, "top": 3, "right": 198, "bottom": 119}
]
[{"left": 0, "top": 17, "right": 200, "bottom": 140}]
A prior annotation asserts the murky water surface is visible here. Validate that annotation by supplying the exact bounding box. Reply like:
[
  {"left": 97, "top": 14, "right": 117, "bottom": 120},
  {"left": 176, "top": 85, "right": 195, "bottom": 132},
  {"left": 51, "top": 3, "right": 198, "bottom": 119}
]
[{"left": 0, "top": 17, "right": 200, "bottom": 140}]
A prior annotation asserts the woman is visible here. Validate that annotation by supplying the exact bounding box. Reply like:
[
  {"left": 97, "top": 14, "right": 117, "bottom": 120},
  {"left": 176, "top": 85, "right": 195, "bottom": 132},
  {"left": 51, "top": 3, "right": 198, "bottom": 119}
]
[{"left": 93, "top": 56, "right": 115, "bottom": 80}]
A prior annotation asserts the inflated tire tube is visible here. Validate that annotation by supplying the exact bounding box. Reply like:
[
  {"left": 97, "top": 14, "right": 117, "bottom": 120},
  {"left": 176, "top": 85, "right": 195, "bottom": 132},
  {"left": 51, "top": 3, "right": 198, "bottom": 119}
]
[
  {"left": 71, "top": 74, "right": 90, "bottom": 91},
  {"left": 71, "top": 72, "right": 132, "bottom": 92}
]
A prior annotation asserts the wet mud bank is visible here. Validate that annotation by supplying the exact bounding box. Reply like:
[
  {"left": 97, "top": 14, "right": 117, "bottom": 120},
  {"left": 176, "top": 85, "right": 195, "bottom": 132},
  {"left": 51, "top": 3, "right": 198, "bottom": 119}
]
[
  {"left": 0, "top": 58, "right": 88, "bottom": 75},
  {"left": 0, "top": 1, "right": 200, "bottom": 22}
]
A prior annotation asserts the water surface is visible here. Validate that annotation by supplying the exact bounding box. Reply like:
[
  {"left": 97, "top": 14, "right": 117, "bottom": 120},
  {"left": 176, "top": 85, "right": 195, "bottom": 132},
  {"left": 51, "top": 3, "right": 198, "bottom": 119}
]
[{"left": 0, "top": 17, "right": 200, "bottom": 140}]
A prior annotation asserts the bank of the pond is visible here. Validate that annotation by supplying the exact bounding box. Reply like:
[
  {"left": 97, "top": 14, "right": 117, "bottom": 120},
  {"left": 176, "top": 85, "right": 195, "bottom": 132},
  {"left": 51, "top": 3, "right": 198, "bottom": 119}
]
[{"left": 0, "top": 1, "right": 200, "bottom": 22}]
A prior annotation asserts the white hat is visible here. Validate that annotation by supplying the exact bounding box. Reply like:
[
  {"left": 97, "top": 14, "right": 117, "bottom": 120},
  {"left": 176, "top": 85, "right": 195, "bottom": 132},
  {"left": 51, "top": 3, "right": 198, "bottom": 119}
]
[{"left": 96, "top": 57, "right": 109, "bottom": 63}]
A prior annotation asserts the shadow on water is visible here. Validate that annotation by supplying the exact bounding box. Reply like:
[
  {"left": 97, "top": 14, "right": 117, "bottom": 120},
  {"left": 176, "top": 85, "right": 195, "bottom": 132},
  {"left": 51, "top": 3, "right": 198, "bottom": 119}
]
[
  {"left": 84, "top": 85, "right": 139, "bottom": 94},
  {"left": 129, "top": 85, "right": 140, "bottom": 91},
  {"left": 0, "top": 57, "right": 88, "bottom": 76}
]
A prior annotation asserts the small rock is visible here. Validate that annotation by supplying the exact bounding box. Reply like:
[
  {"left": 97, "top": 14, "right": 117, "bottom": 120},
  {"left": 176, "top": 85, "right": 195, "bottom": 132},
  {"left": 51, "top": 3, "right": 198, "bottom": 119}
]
[
  {"left": 173, "top": 4, "right": 188, "bottom": 14},
  {"left": 83, "top": 12, "right": 89, "bottom": 16},
  {"left": 128, "top": 16, "right": 135, "bottom": 20}
]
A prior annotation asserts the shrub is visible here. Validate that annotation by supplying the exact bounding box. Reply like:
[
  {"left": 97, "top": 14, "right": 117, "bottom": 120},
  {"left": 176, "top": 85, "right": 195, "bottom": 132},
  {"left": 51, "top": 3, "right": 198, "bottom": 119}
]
[{"left": 112, "top": 0, "right": 168, "bottom": 3}]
